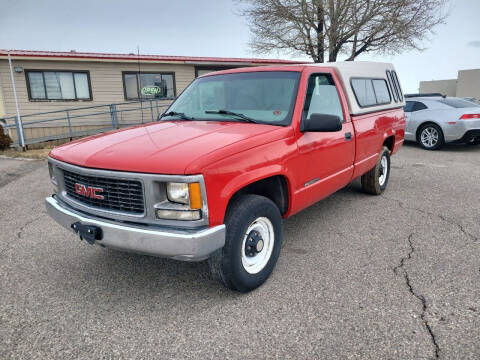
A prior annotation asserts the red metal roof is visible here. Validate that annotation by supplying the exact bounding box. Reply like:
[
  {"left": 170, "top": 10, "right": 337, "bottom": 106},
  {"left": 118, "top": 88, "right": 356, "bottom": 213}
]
[{"left": 0, "top": 49, "right": 303, "bottom": 64}]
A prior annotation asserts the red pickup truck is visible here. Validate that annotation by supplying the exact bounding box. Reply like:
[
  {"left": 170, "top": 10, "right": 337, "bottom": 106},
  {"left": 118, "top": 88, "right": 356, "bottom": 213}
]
[{"left": 46, "top": 62, "right": 406, "bottom": 292}]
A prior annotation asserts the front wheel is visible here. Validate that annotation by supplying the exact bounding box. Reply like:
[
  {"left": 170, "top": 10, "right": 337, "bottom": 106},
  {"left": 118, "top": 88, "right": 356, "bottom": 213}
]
[
  {"left": 361, "top": 146, "right": 391, "bottom": 195},
  {"left": 208, "top": 195, "right": 283, "bottom": 292}
]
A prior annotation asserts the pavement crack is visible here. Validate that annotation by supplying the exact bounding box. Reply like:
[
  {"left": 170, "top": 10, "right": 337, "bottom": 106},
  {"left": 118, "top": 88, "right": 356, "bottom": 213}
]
[
  {"left": 382, "top": 196, "right": 478, "bottom": 242},
  {"left": 0, "top": 215, "right": 44, "bottom": 258},
  {"left": 16, "top": 215, "right": 44, "bottom": 239},
  {"left": 437, "top": 214, "right": 478, "bottom": 242},
  {"left": 394, "top": 233, "right": 440, "bottom": 359}
]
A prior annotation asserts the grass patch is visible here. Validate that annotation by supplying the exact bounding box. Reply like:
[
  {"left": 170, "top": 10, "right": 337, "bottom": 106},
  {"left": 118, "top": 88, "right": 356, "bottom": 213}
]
[{"left": 0, "top": 147, "right": 52, "bottom": 160}]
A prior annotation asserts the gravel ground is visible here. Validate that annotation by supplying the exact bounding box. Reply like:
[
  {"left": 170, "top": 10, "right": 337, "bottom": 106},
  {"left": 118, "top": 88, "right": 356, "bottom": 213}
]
[{"left": 0, "top": 142, "right": 479, "bottom": 359}]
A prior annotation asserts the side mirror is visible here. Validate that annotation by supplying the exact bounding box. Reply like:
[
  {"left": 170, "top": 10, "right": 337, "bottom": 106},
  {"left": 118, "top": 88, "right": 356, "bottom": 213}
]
[{"left": 301, "top": 113, "right": 342, "bottom": 132}]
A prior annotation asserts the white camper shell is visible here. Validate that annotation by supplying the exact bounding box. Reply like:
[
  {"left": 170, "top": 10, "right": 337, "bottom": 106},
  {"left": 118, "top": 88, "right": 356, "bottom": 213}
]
[{"left": 308, "top": 62, "right": 406, "bottom": 116}]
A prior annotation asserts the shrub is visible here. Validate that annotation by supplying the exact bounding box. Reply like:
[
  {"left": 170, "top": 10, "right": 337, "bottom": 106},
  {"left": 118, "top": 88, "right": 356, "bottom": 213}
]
[{"left": 0, "top": 124, "right": 13, "bottom": 150}]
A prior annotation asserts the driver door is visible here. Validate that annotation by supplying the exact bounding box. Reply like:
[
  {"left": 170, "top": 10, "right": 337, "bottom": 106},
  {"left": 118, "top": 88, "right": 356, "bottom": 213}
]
[{"left": 295, "top": 71, "right": 355, "bottom": 208}]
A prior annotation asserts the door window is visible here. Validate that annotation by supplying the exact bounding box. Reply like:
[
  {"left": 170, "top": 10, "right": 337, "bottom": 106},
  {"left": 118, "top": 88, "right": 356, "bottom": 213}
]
[{"left": 304, "top": 74, "right": 344, "bottom": 121}]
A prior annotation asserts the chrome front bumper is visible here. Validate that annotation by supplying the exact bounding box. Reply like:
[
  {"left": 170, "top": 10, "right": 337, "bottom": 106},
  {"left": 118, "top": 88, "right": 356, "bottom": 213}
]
[{"left": 45, "top": 196, "right": 226, "bottom": 261}]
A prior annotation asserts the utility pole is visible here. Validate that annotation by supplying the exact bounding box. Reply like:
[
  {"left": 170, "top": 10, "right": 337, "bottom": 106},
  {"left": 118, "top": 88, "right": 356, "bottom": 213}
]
[{"left": 7, "top": 50, "right": 26, "bottom": 150}]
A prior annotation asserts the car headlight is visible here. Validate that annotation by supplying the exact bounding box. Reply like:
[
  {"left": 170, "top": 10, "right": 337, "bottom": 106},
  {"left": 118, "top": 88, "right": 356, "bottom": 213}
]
[
  {"left": 166, "top": 182, "right": 189, "bottom": 204},
  {"left": 158, "top": 182, "right": 203, "bottom": 221},
  {"left": 166, "top": 182, "right": 203, "bottom": 209}
]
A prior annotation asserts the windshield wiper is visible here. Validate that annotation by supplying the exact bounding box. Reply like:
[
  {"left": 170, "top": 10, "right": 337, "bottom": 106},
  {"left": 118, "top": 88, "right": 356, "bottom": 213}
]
[
  {"left": 159, "top": 111, "right": 194, "bottom": 121},
  {"left": 205, "top": 109, "right": 261, "bottom": 124}
]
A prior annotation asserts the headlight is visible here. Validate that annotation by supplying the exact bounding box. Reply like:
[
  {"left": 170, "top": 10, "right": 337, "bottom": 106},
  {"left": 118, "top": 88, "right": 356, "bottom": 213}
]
[
  {"left": 166, "top": 182, "right": 189, "bottom": 204},
  {"left": 166, "top": 182, "right": 203, "bottom": 209},
  {"left": 159, "top": 182, "right": 203, "bottom": 221}
]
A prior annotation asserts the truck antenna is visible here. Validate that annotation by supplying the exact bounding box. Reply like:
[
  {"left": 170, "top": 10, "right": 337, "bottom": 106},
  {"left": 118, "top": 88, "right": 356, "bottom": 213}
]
[{"left": 137, "top": 45, "right": 144, "bottom": 124}]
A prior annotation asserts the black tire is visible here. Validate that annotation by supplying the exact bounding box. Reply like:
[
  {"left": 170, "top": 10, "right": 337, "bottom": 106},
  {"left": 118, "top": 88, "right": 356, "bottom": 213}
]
[
  {"left": 208, "top": 194, "right": 283, "bottom": 292},
  {"left": 417, "top": 123, "right": 444, "bottom": 150},
  {"left": 361, "top": 146, "right": 390, "bottom": 195}
]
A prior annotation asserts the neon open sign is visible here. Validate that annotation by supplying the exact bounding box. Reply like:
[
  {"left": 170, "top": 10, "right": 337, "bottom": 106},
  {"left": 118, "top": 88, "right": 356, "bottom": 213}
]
[{"left": 141, "top": 86, "right": 163, "bottom": 96}]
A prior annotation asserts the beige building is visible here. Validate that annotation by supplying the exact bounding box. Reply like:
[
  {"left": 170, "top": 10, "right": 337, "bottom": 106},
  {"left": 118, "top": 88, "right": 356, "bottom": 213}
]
[
  {"left": 419, "top": 69, "right": 480, "bottom": 100},
  {"left": 0, "top": 49, "right": 301, "bottom": 146}
]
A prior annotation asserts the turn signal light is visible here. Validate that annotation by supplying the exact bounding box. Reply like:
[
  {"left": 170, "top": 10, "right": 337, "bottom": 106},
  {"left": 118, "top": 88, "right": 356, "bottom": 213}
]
[
  {"left": 188, "top": 182, "right": 202, "bottom": 209},
  {"left": 460, "top": 114, "right": 480, "bottom": 119}
]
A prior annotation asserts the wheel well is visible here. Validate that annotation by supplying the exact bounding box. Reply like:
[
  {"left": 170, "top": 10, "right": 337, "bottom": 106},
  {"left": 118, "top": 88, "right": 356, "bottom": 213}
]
[
  {"left": 228, "top": 175, "right": 289, "bottom": 215},
  {"left": 416, "top": 121, "right": 443, "bottom": 140},
  {"left": 383, "top": 136, "right": 394, "bottom": 152}
]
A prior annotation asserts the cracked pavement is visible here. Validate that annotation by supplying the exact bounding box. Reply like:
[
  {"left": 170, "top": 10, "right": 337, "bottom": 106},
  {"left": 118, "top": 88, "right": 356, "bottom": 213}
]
[
  {"left": 1, "top": 142, "right": 479, "bottom": 359},
  {"left": 393, "top": 233, "right": 440, "bottom": 359}
]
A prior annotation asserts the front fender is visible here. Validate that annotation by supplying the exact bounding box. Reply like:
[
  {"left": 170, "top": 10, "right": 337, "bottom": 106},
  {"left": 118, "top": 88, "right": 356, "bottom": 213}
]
[{"left": 201, "top": 137, "right": 298, "bottom": 226}]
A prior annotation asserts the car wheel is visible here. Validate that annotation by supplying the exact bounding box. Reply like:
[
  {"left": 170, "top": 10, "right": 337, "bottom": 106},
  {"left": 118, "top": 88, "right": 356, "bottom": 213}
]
[
  {"left": 361, "top": 146, "right": 390, "bottom": 195},
  {"left": 417, "top": 123, "right": 444, "bottom": 150},
  {"left": 208, "top": 195, "right": 283, "bottom": 292}
]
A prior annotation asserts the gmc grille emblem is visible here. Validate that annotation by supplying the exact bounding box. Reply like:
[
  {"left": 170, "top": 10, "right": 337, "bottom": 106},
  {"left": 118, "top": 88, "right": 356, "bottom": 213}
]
[{"left": 74, "top": 183, "right": 104, "bottom": 200}]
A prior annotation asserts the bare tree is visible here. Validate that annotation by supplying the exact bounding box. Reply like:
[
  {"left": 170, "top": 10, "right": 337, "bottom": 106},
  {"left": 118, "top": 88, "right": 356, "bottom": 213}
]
[{"left": 235, "top": 0, "right": 448, "bottom": 62}]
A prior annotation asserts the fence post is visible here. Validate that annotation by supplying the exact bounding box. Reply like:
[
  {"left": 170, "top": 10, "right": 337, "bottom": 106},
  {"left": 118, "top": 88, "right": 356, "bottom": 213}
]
[
  {"left": 14, "top": 116, "right": 26, "bottom": 149},
  {"left": 150, "top": 100, "right": 154, "bottom": 122},
  {"left": 110, "top": 104, "right": 119, "bottom": 129},
  {"left": 66, "top": 110, "right": 73, "bottom": 140},
  {"left": 155, "top": 100, "right": 160, "bottom": 120}
]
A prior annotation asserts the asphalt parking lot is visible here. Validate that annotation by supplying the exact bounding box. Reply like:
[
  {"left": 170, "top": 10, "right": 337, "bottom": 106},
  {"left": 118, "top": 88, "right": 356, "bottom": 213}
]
[{"left": 1, "top": 143, "right": 479, "bottom": 359}]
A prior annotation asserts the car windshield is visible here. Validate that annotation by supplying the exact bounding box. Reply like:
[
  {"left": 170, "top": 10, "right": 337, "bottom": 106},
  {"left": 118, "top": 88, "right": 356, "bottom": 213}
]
[
  {"left": 437, "top": 98, "right": 480, "bottom": 108},
  {"left": 163, "top": 71, "right": 301, "bottom": 125}
]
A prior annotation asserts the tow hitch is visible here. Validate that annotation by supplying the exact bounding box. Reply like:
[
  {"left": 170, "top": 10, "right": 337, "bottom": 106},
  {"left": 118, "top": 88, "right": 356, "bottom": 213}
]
[{"left": 71, "top": 222, "right": 103, "bottom": 244}]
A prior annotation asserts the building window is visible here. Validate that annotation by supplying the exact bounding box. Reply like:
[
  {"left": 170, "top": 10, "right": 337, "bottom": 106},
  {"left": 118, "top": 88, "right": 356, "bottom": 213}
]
[
  {"left": 26, "top": 70, "right": 92, "bottom": 101},
  {"left": 122, "top": 72, "right": 176, "bottom": 100}
]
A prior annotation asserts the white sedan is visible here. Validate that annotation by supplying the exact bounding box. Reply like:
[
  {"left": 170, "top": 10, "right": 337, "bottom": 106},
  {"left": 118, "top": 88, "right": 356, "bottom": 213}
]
[{"left": 404, "top": 96, "right": 480, "bottom": 150}]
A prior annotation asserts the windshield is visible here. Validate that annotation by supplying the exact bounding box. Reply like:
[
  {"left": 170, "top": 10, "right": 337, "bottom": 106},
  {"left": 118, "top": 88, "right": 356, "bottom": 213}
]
[{"left": 164, "top": 71, "right": 301, "bottom": 125}]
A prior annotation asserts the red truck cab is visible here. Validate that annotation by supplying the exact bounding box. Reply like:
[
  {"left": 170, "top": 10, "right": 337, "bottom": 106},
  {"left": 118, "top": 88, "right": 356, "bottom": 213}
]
[{"left": 46, "top": 62, "right": 406, "bottom": 292}]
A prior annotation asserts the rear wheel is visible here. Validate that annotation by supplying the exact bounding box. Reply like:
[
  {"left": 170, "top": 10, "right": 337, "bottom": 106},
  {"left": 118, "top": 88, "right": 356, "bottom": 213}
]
[
  {"left": 208, "top": 195, "right": 283, "bottom": 292},
  {"left": 361, "top": 146, "right": 390, "bottom": 195},
  {"left": 417, "top": 123, "right": 444, "bottom": 150}
]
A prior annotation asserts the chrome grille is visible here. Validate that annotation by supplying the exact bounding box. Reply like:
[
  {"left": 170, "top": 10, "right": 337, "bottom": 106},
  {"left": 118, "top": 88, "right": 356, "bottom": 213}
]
[{"left": 62, "top": 169, "right": 145, "bottom": 214}]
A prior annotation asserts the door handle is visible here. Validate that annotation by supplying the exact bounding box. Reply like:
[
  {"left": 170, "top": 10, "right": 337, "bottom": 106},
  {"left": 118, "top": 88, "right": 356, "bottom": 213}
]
[{"left": 345, "top": 132, "right": 352, "bottom": 141}]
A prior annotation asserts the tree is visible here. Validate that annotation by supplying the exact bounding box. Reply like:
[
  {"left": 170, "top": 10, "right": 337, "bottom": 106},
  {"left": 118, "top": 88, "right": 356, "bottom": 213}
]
[{"left": 235, "top": 0, "right": 448, "bottom": 63}]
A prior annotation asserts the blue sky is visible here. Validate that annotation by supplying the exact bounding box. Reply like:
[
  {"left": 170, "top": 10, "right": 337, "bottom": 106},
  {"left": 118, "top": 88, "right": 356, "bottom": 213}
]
[{"left": 1, "top": 0, "right": 479, "bottom": 92}]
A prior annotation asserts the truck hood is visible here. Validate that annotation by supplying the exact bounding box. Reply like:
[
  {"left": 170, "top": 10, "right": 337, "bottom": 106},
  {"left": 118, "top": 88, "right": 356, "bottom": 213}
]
[{"left": 49, "top": 121, "right": 290, "bottom": 174}]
